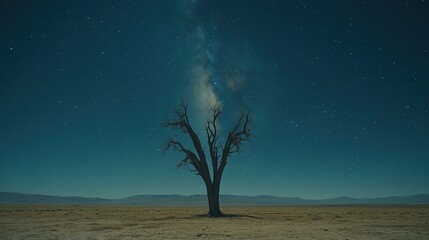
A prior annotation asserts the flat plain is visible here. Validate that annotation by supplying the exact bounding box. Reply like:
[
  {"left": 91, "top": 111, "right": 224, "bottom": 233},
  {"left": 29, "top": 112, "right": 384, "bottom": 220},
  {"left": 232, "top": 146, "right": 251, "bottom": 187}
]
[{"left": 1, "top": 205, "right": 428, "bottom": 239}]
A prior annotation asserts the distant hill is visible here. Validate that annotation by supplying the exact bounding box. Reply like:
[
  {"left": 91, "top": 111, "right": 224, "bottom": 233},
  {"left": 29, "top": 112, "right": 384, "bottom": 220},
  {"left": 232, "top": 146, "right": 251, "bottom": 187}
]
[
  {"left": 1, "top": 192, "right": 428, "bottom": 206},
  {"left": 0, "top": 192, "right": 112, "bottom": 205}
]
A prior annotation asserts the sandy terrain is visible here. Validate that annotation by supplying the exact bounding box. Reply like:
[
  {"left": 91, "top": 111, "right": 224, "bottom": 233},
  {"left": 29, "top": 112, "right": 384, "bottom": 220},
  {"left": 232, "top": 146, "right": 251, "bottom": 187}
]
[{"left": 1, "top": 205, "right": 428, "bottom": 239}]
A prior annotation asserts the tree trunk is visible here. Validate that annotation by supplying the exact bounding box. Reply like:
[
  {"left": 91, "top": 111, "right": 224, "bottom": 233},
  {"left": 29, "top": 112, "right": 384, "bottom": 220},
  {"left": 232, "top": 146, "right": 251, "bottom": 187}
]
[
  {"left": 211, "top": 182, "right": 223, "bottom": 217},
  {"left": 205, "top": 180, "right": 224, "bottom": 217}
]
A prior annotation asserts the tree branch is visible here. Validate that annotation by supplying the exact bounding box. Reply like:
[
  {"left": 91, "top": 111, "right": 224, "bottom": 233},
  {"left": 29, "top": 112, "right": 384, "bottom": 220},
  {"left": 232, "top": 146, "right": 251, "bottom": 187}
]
[
  {"left": 206, "top": 105, "right": 221, "bottom": 176},
  {"left": 218, "top": 110, "right": 252, "bottom": 176},
  {"left": 164, "top": 139, "right": 203, "bottom": 175},
  {"left": 163, "top": 100, "right": 211, "bottom": 181},
  {"left": 164, "top": 100, "right": 252, "bottom": 192}
]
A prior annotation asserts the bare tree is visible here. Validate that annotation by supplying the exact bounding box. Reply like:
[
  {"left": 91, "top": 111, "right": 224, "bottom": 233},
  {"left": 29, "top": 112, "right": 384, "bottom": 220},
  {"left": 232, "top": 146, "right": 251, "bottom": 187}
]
[{"left": 163, "top": 100, "right": 252, "bottom": 217}]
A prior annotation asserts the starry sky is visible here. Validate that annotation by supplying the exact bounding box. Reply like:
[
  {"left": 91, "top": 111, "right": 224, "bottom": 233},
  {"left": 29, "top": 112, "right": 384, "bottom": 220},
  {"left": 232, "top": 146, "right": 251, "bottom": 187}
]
[{"left": 1, "top": 0, "right": 428, "bottom": 199}]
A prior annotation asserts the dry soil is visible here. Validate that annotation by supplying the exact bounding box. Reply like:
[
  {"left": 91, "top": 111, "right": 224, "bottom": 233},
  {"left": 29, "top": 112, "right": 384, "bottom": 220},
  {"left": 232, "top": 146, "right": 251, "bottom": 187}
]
[{"left": 1, "top": 205, "right": 428, "bottom": 239}]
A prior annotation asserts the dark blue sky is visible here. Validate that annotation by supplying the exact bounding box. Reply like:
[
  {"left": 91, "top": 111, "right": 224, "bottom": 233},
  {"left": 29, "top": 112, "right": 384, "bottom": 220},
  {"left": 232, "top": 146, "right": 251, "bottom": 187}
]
[{"left": 1, "top": 0, "right": 428, "bottom": 199}]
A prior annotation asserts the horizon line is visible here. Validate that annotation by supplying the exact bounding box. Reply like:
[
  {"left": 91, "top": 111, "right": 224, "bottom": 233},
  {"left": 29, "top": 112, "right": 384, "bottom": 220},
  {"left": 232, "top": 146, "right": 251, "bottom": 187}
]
[{"left": 1, "top": 191, "right": 428, "bottom": 201}]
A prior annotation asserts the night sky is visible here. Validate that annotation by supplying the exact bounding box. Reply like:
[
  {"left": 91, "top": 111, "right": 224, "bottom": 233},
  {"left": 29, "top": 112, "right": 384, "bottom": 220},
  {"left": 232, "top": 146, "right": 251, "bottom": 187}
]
[{"left": 1, "top": 0, "right": 428, "bottom": 199}]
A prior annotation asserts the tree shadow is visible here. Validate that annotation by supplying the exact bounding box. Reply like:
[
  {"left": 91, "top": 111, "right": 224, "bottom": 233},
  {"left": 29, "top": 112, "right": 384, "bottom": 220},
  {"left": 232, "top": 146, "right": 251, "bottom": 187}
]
[{"left": 193, "top": 213, "right": 261, "bottom": 219}]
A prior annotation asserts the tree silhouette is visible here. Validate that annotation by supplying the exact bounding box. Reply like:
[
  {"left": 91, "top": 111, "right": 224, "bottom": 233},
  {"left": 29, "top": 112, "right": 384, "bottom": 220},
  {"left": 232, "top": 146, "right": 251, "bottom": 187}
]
[{"left": 163, "top": 100, "right": 252, "bottom": 217}]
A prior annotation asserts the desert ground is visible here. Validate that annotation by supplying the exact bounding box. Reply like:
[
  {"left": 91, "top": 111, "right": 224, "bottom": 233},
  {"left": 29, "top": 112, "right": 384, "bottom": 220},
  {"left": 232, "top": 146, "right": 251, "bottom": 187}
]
[{"left": 1, "top": 205, "right": 428, "bottom": 239}]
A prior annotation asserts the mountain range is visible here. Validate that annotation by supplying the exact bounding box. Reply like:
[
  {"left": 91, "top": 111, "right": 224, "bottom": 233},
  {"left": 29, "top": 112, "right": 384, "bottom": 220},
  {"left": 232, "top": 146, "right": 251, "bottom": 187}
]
[{"left": 1, "top": 192, "right": 429, "bottom": 206}]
